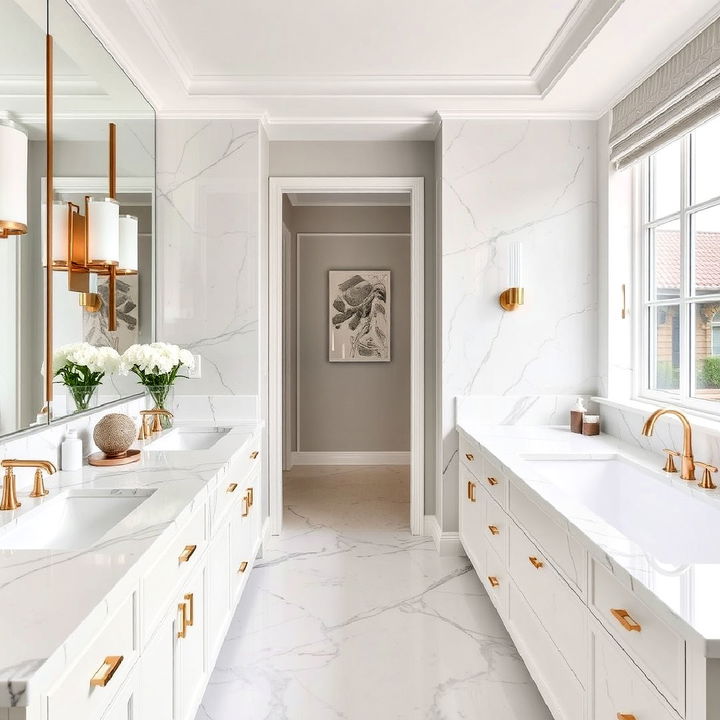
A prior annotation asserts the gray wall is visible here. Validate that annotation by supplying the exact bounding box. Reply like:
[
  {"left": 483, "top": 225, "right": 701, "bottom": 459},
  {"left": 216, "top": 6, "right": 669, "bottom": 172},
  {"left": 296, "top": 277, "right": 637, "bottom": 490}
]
[
  {"left": 282, "top": 202, "right": 411, "bottom": 453},
  {"left": 271, "top": 141, "right": 437, "bottom": 512},
  {"left": 297, "top": 232, "right": 410, "bottom": 452}
]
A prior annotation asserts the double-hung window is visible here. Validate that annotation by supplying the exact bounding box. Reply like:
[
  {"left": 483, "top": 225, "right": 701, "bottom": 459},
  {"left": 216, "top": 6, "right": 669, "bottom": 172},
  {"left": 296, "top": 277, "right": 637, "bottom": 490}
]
[{"left": 640, "top": 114, "right": 720, "bottom": 412}]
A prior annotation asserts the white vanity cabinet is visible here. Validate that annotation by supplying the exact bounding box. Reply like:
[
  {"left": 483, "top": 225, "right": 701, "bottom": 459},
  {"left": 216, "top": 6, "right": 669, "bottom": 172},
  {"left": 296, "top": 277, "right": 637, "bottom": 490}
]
[
  {"left": 16, "top": 437, "right": 264, "bottom": 720},
  {"left": 458, "top": 431, "right": 720, "bottom": 720}
]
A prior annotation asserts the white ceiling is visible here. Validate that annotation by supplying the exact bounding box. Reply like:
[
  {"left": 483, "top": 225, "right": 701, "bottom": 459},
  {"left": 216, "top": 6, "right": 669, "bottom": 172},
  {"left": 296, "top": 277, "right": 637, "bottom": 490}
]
[{"left": 65, "top": 0, "right": 720, "bottom": 138}]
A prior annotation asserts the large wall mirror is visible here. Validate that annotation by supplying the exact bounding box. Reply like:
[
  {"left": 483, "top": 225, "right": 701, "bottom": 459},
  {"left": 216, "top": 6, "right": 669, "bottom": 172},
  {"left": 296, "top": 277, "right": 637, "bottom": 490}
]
[{"left": 0, "top": 0, "right": 155, "bottom": 439}]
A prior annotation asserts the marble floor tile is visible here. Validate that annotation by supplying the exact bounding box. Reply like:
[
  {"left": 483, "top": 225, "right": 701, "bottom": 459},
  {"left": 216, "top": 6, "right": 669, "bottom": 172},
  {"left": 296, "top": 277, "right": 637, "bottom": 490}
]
[{"left": 196, "top": 466, "right": 552, "bottom": 720}]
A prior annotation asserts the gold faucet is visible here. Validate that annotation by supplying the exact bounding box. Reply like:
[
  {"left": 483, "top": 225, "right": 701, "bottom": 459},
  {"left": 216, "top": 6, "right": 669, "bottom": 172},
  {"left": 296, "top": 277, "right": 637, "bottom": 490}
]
[
  {"left": 0, "top": 459, "right": 58, "bottom": 511},
  {"left": 139, "top": 408, "right": 173, "bottom": 437},
  {"left": 641, "top": 409, "right": 695, "bottom": 481}
]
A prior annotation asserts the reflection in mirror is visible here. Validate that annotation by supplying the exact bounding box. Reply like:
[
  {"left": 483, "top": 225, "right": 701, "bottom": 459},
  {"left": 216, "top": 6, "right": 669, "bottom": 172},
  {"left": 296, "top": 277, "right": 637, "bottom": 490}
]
[
  {"left": 0, "top": 0, "right": 47, "bottom": 436},
  {"left": 48, "top": 0, "right": 155, "bottom": 421}
]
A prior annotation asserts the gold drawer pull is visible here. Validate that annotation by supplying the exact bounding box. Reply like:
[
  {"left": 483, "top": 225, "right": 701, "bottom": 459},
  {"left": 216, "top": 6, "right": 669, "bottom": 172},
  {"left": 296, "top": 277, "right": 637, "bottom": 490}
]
[
  {"left": 487, "top": 476, "right": 498, "bottom": 486},
  {"left": 246, "top": 486, "right": 254, "bottom": 507},
  {"left": 90, "top": 655, "right": 124, "bottom": 687},
  {"left": 617, "top": 715, "right": 637, "bottom": 720},
  {"left": 465, "top": 453, "right": 474, "bottom": 461},
  {"left": 250, "top": 450, "right": 259, "bottom": 459},
  {"left": 529, "top": 556, "right": 544, "bottom": 569},
  {"left": 178, "top": 544, "right": 197, "bottom": 563},
  {"left": 226, "top": 482, "right": 238, "bottom": 493},
  {"left": 488, "top": 525, "right": 500, "bottom": 536},
  {"left": 611, "top": 608, "right": 641, "bottom": 632},
  {"left": 238, "top": 561, "right": 249, "bottom": 573},
  {"left": 488, "top": 576, "right": 500, "bottom": 588},
  {"left": 468, "top": 482, "right": 476, "bottom": 502},
  {"left": 177, "top": 602, "right": 188, "bottom": 638},
  {"left": 242, "top": 496, "right": 249, "bottom": 517},
  {"left": 184, "top": 592, "right": 194, "bottom": 627}
]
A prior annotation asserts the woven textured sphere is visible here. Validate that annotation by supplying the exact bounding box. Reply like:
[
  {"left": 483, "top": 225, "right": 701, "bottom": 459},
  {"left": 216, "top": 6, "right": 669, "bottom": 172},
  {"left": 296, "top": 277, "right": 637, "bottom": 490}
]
[{"left": 93, "top": 413, "right": 136, "bottom": 457}]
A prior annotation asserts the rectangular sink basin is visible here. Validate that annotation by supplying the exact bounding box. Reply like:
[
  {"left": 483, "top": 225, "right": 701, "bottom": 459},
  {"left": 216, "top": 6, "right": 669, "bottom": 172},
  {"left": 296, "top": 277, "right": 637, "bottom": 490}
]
[
  {"left": 523, "top": 456, "right": 720, "bottom": 565},
  {"left": 147, "top": 426, "right": 230, "bottom": 452},
  {"left": 0, "top": 489, "right": 155, "bottom": 550}
]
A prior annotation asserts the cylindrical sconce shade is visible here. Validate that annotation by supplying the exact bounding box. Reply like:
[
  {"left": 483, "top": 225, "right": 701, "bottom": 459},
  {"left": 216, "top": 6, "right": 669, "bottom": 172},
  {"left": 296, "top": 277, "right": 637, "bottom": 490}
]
[
  {"left": 508, "top": 241, "right": 523, "bottom": 287},
  {"left": 52, "top": 201, "right": 69, "bottom": 263},
  {"left": 87, "top": 197, "right": 119, "bottom": 263},
  {"left": 0, "top": 120, "right": 28, "bottom": 236},
  {"left": 118, "top": 214, "right": 138, "bottom": 271}
]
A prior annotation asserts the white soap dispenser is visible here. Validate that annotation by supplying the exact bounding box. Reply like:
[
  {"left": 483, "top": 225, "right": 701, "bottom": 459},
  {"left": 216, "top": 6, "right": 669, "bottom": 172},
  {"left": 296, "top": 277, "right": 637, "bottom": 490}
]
[
  {"left": 61, "top": 429, "right": 83, "bottom": 471},
  {"left": 570, "top": 397, "right": 587, "bottom": 434}
]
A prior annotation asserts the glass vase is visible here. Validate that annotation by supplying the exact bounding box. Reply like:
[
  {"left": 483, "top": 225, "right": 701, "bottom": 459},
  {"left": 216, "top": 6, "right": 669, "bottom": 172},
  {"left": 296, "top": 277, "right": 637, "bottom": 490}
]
[
  {"left": 145, "top": 385, "right": 175, "bottom": 429},
  {"left": 66, "top": 384, "right": 99, "bottom": 413}
]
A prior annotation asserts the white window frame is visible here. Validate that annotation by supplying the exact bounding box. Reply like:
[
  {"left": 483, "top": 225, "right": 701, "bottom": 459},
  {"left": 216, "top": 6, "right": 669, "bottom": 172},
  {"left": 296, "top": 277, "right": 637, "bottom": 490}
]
[{"left": 634, "top": 130, "right": 720, "bottom": 416}]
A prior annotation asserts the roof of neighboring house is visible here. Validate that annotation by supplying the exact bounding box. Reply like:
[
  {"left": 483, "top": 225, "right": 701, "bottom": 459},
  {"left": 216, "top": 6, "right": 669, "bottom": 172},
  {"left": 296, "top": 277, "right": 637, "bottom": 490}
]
[{"left": 655, "top": 230, "right": 720, "bottom": 292}]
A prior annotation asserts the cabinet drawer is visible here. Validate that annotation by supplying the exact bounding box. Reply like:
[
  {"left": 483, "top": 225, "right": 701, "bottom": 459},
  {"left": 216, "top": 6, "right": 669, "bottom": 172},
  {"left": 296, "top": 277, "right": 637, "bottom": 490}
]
[
  {"left": 484, "top": 543, "right": 508, "bottom": 618},
  {"left": 591, "top": 560, "right": 684, "bottom": 713},
  {"left": 459, "top": 435, "right": 482, "bottom": 475},
  {"left": 509, "top": 523, "right": 586, "bottom": 684},
  {"left": 48, "top": 594, "right": 135, "bottom": 720},
  {"left": 509, "top": 483, "right": 586, "bottom": 596},
  {"left": 142, "top": 502, "right": 207, "bottom": 644},
  {"left": 482, "top": 493, "right": 507, "bottom": 564},
  {"left": 210, "top": 468, "right": 246, "bottom": 533},
  {"left": 592, "top": 621, "right": 680, "bottom": 720},
  {"left": 507, "top": 582, "right": 584, "bottom": 720}
]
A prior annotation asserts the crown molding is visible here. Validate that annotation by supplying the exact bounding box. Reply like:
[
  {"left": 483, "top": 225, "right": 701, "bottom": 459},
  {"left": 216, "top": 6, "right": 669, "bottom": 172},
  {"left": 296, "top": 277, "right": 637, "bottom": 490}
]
[
  {"left": 531, "top": 0, "right": 625, "bottom": 96},
  {"left": 437, "top": 109, "right": 601, "bottom": 120}
]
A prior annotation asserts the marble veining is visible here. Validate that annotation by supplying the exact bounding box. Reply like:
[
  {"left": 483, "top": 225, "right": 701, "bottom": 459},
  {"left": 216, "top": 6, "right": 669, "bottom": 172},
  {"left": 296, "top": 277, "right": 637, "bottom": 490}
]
[
  {"left": 197, "top": 466, "right": 552, "bottom": 720},
  {"left": 457, "top": 421, "right": 720, "bottom": 656},
  {"left": 156, "top": 119, "right": 261, "bottom": 396},
  {"left": 440, "top": 119, "right": 598, "bottom": 533}
]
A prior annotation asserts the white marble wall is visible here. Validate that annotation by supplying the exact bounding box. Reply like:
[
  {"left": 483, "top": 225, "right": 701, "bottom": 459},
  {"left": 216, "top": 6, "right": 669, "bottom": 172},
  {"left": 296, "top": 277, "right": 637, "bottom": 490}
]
[
  {"left": 156, "top": 119, "right": 261, "bottom": 395},
  {"left": 441, "top": 119, "right": 598, "bottom": 530}
]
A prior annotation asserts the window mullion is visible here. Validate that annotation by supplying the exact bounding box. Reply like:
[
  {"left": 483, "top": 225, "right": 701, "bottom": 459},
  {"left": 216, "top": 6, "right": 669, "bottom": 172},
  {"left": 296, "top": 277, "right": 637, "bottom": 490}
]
[{"left": 680, "top": 134, "right": 691, "bottom": 401}]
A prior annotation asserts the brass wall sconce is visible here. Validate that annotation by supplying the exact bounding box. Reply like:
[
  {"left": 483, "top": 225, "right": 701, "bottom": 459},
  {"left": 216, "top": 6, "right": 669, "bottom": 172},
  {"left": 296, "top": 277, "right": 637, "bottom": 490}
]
[
  {"left": 499, "top": 241, "right": 525, "bottom": 312},
  {"left": 0, "top": 116, "right": 28, "bottom": 238},
  {"left": 49, "top": 123, "right": 138, "bottom": 331}
]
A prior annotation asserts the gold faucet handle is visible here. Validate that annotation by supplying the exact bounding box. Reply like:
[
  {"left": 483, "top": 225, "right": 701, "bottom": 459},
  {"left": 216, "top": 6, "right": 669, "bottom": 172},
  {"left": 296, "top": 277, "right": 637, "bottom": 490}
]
[
  {"left": 696, "top": 462, "right": 718, "bottom": 490},
  {"left": 29, "top": 469, "right": 49, "bottom": 498},
  {"left": 662, "top": 449, "right": 680, "bottom": 474}
]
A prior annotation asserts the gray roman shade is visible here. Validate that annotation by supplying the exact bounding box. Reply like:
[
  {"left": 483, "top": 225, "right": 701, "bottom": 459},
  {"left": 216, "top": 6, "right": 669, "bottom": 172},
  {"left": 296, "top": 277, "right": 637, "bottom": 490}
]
[{"left": 610, "top": 16, "right": 720, "bottom": 169}]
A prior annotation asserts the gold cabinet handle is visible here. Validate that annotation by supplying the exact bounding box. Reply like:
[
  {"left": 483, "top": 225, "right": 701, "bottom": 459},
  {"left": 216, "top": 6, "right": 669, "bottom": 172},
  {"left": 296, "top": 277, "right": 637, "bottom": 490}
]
[
  {"left": 246, "top": 486, "right": 254, "bottom": 507},
  {"left": 242, "top": 496, "right": 249, "bottom": 517},
  {"left": 465, "top": 453, "right": 474, "bottom": 461},
  {"left": 250, "top": 450, "right": 259, "bottom": 459},
  {"left": 617, "top": 715, "right": 637, "bottom": 720},
  {"left": 90, "top": 655, "right": 123, "bottom": 687},
  {"left": 487, "top": 476, "right": 498, "bottom": 486},
  {"left": 487, "top": 576, "right": 500, "bottom": 588},
  {"left": 611, "top": 608, "right": 641, "bottom": 632},
  {"left": 178, "top": 544, "right": 197, "bottom": 563},
  {"left": 226, "top": 482, "right": 238, "bottom": 493},
  {"left": 466, "top": 480, "right": 471, "bottom": 500},
  {"left": 488, "top": 525, "right": 500, "bottom": 536},
  {"left": 184, "top": 592, "right": 194, "bottom": 627},
  {"left": 177, "top": 602, "right": 188, "bottom": 639},
  {"left": 529, "top": 556, "right": 544, "bottom": 569},
  {"left": 469, "top": 482, "right": 476, "bottom": 502},
  {"left": 238, "top": 561, "right": 248, "bottom": 573}
]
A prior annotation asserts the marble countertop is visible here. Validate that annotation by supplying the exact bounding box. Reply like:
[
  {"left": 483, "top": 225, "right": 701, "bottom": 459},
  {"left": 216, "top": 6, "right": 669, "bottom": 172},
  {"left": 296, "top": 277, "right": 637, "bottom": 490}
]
[
  {"left": 456, "top": 421, "right": 720, "bottom": 657},
  {"left": 0, "top": 420, "right": 262, "bottom": 707}
]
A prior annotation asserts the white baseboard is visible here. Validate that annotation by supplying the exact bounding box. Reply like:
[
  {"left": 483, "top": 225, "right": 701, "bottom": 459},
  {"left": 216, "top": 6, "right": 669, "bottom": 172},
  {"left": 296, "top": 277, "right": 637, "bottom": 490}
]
[
  {"left": 291, "top": 451, "right": 411, "bottom": 466},
  {"left": 424, "top": 515, "right": 466, "bottom": 557}
]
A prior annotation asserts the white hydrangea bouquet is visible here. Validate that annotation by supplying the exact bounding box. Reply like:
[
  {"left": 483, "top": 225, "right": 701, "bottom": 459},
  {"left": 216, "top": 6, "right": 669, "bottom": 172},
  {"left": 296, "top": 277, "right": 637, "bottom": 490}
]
[
  {"left": 53, "top": 342, "right": 122, "bottom": 412},
  {"left": 122, "top": 343, "right": 195, "bottom": 426}
]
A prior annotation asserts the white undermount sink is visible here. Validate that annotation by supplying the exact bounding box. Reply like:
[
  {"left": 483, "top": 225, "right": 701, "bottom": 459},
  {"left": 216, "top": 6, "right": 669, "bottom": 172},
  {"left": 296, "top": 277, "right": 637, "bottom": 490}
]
[
  {"left": 523, "top": 456, "right": 720, "bottom": 565},
  {"left": 146, "top": 426, "right": 231, "bottom": 451},
  {"left": 0, "top": 488, "right": 155, "bottom": 550}
]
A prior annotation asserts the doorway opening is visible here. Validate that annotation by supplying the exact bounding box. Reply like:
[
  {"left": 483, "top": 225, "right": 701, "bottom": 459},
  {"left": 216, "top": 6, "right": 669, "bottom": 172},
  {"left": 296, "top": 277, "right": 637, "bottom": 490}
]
[{"left": 268, "top": 177, "right": 424, "bottom": 535}]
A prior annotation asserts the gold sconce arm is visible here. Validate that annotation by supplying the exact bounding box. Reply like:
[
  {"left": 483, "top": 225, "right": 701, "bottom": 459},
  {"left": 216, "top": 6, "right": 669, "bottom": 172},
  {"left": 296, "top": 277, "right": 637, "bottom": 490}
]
[{"left": 499, "top": 287, "right": 525, "bottom": 311}]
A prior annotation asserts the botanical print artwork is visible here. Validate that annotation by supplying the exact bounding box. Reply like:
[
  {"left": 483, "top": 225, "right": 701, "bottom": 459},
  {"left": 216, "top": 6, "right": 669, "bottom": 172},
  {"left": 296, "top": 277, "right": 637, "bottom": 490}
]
[{"left": 329, "top": 270, "right": 390, "bottom": 362}]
